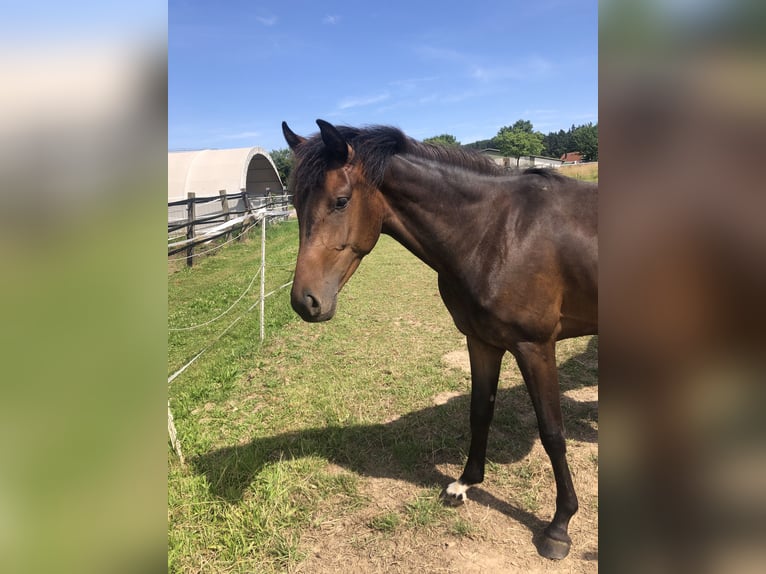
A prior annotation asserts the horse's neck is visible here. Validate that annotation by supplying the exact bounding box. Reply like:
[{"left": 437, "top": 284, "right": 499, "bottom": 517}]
[{"left": 379, "top": 155, "right": 484, "bottom": 274}]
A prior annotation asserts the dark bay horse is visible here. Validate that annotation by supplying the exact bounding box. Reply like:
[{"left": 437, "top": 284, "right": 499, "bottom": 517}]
[{"left": 282, "top": 119, "right": 597, "bottom": 560}]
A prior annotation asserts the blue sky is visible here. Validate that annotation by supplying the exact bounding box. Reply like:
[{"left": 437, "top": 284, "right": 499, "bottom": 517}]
[{"left": 169, "top": 0, "right": 597, "bottom": 152}]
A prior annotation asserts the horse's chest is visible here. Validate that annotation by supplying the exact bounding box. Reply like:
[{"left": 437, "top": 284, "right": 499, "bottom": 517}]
[
  {"left": 437, "top": 275, "right": 508, "bottom": 341},
  {"left": 437, "top": 273, "right": 560, "bottom": 345}
]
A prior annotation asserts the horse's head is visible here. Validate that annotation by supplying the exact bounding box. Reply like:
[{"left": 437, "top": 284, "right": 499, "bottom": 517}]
[{"left": 282, "top": 119, "right": 385, "bottom": 322}]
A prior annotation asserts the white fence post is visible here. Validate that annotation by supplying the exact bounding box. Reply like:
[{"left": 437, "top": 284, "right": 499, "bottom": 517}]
[
  {"left": 168, "top": 401, "right": 184, "bottom": 464},
  {"left": 260, "top": 212, "right": 266, "bottom": 341}
]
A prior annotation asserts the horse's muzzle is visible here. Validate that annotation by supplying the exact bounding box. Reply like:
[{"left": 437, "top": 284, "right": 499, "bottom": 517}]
[{"left": 291, "top": 287, "right": 336, "bottom": 322}]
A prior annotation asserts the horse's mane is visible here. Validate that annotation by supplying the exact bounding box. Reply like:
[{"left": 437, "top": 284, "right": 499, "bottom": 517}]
[
  {"left": 291, "top": 125, "right": 497, "bottom": 190},
  {"left": 342, "top": 125, "right": 505, "bottom": 183},
  {"left": 290, "top": 124, "right": 563, "bottom": 198}
]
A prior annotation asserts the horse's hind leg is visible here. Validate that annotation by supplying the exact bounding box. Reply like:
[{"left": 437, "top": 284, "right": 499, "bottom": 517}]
[
  {"left": 444, "top": 336, "right": 504, "bottom": 503},
  {"left": 513, "top": 340, "right": 578, "bottom": 560}
]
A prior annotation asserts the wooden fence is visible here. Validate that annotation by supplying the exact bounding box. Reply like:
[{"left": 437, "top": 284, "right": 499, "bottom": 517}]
[{"left": 168, "top": 189, "right": 292, "bottom": 266}]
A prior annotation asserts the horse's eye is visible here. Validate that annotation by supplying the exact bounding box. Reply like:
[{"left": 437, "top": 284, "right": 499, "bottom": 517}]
[{"left": 335, "top": 197, "right": 349, "bottom": 210}]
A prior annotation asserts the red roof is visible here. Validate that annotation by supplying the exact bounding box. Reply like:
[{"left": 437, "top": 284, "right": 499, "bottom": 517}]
[{"left": 560, "top": 152, "right": 583, "bottom": 163}]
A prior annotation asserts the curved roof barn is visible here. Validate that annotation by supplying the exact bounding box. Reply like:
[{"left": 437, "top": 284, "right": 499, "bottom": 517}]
[{"left": 168, "top": 147, "right": 283, "bottom": 201}]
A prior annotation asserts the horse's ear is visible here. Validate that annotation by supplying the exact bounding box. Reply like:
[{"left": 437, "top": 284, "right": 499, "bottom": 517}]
[
  {"left": 316, "top": 119, "right": 349, "bottom": 164},
  {"left": 282, "top": 121, "right": 306, "bottom": 150}
]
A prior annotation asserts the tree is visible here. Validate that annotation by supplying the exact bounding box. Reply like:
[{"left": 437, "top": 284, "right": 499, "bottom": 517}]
[
  {"left": 423, "top": 134, "right": 460, "bottom": 147},
  {"left": 462, "top": 138, "right": 495, "bottom": 151},
  {"left": 539, "top": 123, "right": 598, "bottom": 160},
  {"left": 270, "top": 148, "right": 293, "bottom": 185},
  {"left": 542, "top": 129, "right": 572, "bottom": 159},
  {"left": 570, "top": 123, "right": 598, "bottom": 162},
  {"left": 493, "top": 120, "right": 544, "bottom": 166},
  {"left": 507, "top": 119, "right": 534, "bottom": 133}
]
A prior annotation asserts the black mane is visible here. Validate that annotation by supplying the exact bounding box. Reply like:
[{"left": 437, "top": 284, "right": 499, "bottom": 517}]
[
  {"left": 291, "top": 125, "right": 503, "bottom": 196},
  {"left": 289, "top": 124, "right": 563, "bottom": 201},
  {"left": 345, "top": 125, "right": 505, "bottom": 183}
]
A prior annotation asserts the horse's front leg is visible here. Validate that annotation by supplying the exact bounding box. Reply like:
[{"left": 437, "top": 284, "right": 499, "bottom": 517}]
[
  {"left": 513, "top": 339, "right": 578, "bottom": 560},
  {"left": 444, "top": 336, "right": 504, "bottom": 502}
]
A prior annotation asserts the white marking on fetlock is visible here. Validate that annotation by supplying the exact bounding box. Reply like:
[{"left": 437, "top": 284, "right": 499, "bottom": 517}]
[{"left": 446, "top": 480, "right": 470, "bottom": 501}]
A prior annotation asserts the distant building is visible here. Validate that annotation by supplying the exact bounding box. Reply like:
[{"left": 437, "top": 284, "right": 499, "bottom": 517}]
[
  {"left": 517, "top": 155, "right": 564, "bottom": 169},
  {"left": 560, "top": 152, "right": 584, "bottom": 164},
  {"left": 479, "top": 148, "right": 505, "bottom": 165},
  {"left": 480, "top": 149, "right": 564, "bottom": 169},
  {"left": 168, "top": 147, "right": 286, "bottom": 233},
  {"left": 168, "top": 147, "right": 283, "bottom": 202}
]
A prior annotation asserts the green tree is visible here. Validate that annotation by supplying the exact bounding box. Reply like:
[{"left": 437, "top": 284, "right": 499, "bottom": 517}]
[
  {"left": 493, "top": 120, "right": 544, "bottom": 166},
  {"left": 423, "top": 134, "right": 460, "bottom": 147},
  {"left": 542, "top": 129, "right": 572, "bottom": 159},
  {"left": 570, "top": 123, "right": 598, "bottom": 162},
  {"left": 507, "top": 119, "right": 534, "bottom": 133},
  {"left": 270, "top": 148, "right": 293, "bottom": 185},
  {"left": 462, "top": 138, "right": 495, "bottom": 151}
]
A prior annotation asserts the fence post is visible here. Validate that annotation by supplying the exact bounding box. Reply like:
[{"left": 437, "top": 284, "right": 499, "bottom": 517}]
[
  {"left": 240, "top": 188, "right": 253, "bottom": 242},
  {"left": 260, "top": 211, "right": 266, "bottom": 342},
  {"left": 219, "top": 189, "right": 230, "bottom": 241},
  {"left": 186, "top": 192, "right": 196, "bottom": 267},
  {"left": 168, "top": 401, "right": 185, "bottom": 464}
]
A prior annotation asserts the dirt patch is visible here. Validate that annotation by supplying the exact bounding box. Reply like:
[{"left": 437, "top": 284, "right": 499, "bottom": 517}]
[
  {"left": 297, "top": 341, "right": 597, "bottom": 573},
  {"left": 433, "top": 391, "right": 463, "bottom": 406},
  {"left": 563, "top": 386, "right": 598, "bottom": 403},
  {"left": 441, "top": 349, "right": 524, "bottom": 385},
  {"left": 296, "top": 334, "right": 597, "bottom": 573},
  {"left": 442, "top": 349, "right": 471, "bottom": 373},
  {"left": 297, "top": 466, "right": 599, "bottom": 573}
]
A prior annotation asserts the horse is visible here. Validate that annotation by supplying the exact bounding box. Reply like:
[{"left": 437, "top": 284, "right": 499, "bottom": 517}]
[{"left": 281, "top": 119, "right": 598, "bottom": 560}]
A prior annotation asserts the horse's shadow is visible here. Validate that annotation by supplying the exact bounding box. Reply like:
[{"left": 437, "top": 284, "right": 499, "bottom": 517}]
[{"left": 190, "top": 338, "right": 597, "bottom": 537}]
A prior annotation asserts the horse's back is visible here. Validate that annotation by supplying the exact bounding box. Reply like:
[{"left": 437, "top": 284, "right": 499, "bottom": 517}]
[
  {"left": 481, "top": 174, "right": 598, "bottom": 341},
  {"left": 543, "top": 176, "right": 598, "bottom": 337}
]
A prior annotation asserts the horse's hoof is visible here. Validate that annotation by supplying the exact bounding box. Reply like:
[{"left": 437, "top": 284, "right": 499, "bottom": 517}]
[
  {"left": 536, "top": 533, "right": 571, "bottom": 560},
  {"left": 441, "top": 481, "right": 468, "bottom": 506},
  {"left": 440, "top": 489, "right": 466, "bottom": 507}
]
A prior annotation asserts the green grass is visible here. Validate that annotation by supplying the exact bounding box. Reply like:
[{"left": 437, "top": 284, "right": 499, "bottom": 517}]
[
  {"left": 168, "top": 219, "right": 598, "bottom": 572},
  {"left": 368, "top": 512, "right": 401, "bottom": 533},
  {"left": 404, "top": 488, "right": 452, "bottom": 528},
  {"left": 449, "top": 517, "right": 476, "bottom": 538}
]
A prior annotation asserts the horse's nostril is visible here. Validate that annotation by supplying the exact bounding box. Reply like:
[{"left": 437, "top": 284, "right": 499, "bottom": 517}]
[{"left": 305, "top": 293, "right": 320, "bottom": 311}]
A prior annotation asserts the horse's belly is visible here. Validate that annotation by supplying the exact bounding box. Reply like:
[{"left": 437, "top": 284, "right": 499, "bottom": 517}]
[{"left": 438, "top": 275, "right": 561, "bottom": 346}]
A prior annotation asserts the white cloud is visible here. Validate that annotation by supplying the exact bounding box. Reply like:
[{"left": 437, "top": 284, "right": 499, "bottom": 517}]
[
  {"left": 440, "top": 90, "right": 479, "bottom": 104},
  {"left": 256, "top": 16, "right": 277, "bottom": 27},
  {"left": 337, "top": 92, "right": 390, "bottom": 110},
  {"left": 415, "top": 45, "right": 471, "bottom": 65},
  {"left": 323, "top": 15, "right": 340, "bottom": 25},
  {"left": 527, "top": 55, "right": 554, "bottom": 75},
  {"left": 472, "top": 56, "right": 552, "bottom": 83}
]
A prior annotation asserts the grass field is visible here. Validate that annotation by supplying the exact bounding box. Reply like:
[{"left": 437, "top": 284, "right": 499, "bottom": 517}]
[
  {"left": 558, "top": 162, "right": 598, "bottom": 182},
  {"left": 168, "top": 219, "right": 598, "bottom": 573}
]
